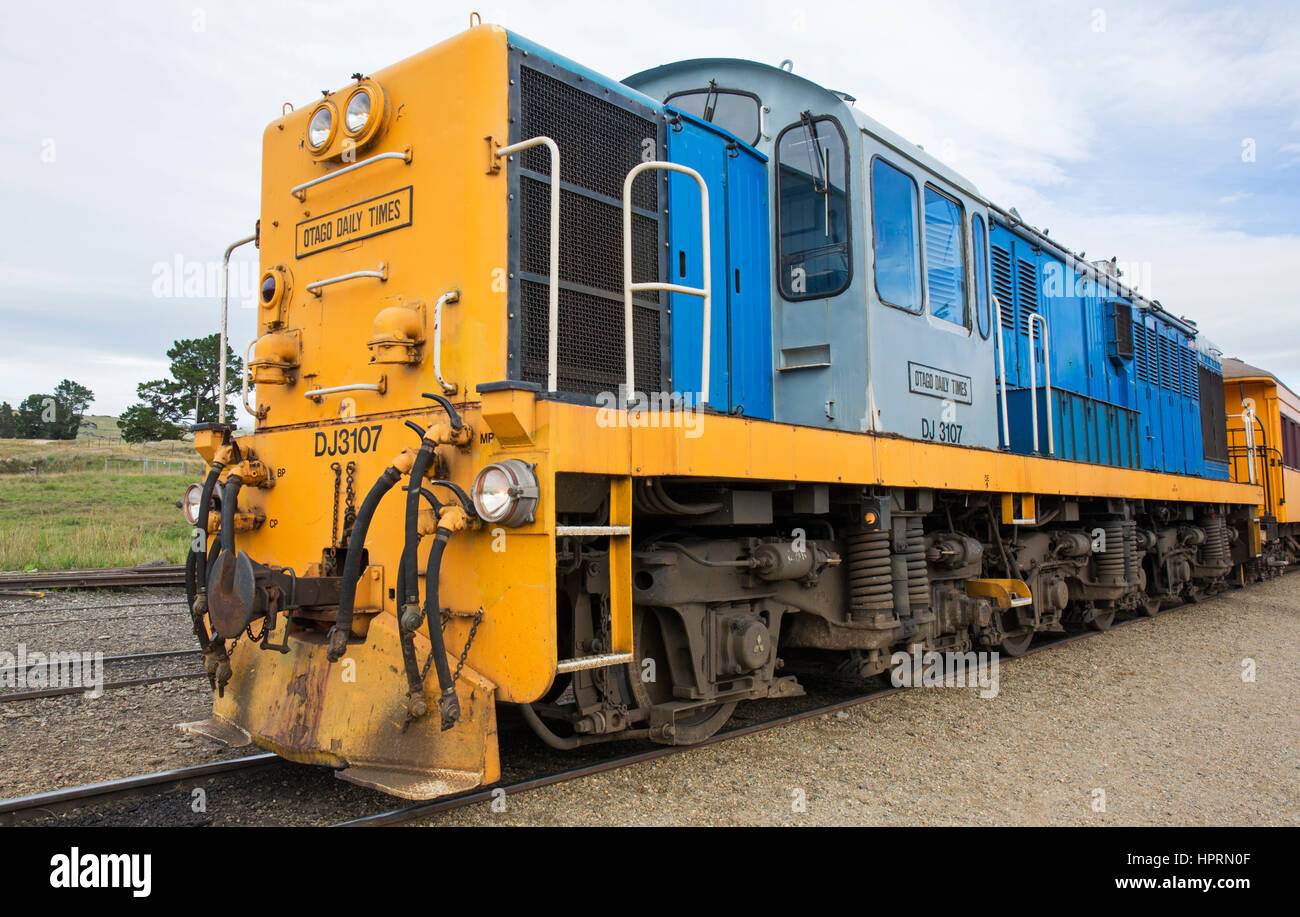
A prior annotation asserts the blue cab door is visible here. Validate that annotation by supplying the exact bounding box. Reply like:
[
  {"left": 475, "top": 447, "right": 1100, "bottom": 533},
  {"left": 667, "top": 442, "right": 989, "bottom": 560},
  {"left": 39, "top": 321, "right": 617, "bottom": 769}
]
[{"left": 664, "top": 112, "right": 773, "bottom": 419}]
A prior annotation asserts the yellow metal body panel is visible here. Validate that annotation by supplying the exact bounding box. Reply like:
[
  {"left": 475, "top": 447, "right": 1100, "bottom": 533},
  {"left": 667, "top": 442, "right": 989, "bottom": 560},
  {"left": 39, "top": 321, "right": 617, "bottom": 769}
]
[
  {"left": 253, "top": 24, "right": 511, "bottom": 429},
  {"left": 1224, "top": 375, "right": 1294, "bottom": 523},
  {"left": 537, "top": 399, "right": 1263, "bottom": 505}
]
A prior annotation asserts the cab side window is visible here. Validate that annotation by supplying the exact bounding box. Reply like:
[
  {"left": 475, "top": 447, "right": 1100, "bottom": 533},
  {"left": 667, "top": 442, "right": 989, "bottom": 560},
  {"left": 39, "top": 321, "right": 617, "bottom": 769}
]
[
  {"left": 923, "top": 186, "right": 968, "bottom": 328},
  {"left": 972, "top": 213, "right": 991, "bottom": 338},
  {"left": 666, "top": 87, "right": 762, "bottom": 146},
  {"left": 871, "top": 157, "right": 922, "bottom": 312},
  {"left": 776, "top": 116, "right": 851, "bottom": 300}
]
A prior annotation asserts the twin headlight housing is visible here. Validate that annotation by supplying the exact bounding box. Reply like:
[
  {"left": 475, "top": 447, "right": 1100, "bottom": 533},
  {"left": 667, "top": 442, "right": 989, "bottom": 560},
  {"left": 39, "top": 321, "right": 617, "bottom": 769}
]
[
  {"left": 305, "top": 80, "right": 384, "bottom": 157},
  {"left": 471, "top": 460, "right": 540, "bottom": 527}
]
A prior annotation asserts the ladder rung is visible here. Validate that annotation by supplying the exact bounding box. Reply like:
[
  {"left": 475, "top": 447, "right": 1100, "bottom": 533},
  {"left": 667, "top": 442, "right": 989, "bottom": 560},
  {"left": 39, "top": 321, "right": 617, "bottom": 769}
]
[
  {"left": 555, "top": 652, "right": 634, "bottom": 674},
  {"left": 555, "top": 525, "right": 630, "bottom": 537}
]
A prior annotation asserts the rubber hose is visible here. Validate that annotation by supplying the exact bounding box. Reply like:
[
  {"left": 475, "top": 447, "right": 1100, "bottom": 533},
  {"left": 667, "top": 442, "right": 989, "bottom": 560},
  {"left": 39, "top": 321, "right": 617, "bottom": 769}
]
[
  {"left": 329, "top": 465, "right": 402, "bottom": 662},
  {"left": 420, "top": 529, "right": 456, "bottom": 700},
  {"left": 402, "top": 444, "right": 435, "bottom": 606}
]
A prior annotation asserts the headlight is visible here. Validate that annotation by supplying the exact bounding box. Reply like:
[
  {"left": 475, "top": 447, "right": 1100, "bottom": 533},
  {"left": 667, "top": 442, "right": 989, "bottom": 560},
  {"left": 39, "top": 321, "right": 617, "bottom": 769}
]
[
  {"left": 307, "top": 104, "right": 334, "bottom": 149},
  {"left": 471, "top": 460, "right": 540, "bottom": 527},
  {"left": 182, "top": 482, "right": 204, "bottom": 526},
  {"left": 344, "top": 89, "right": 372, "bottom": 134}
]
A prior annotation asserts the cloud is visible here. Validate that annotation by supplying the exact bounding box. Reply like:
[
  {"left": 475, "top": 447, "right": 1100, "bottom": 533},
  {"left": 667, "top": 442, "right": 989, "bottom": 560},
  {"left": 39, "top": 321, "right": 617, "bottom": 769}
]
[{"left": 1, "top": 0, "right": 1297, "bottom": 410}]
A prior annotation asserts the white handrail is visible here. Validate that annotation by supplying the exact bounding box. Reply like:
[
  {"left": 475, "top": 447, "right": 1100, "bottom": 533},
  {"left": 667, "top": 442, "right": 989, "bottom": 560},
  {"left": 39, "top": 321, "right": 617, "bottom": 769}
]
[
  {"left": 432, "top": 290, "right": 460, "bottom": 395},
  {"left": 304, "top": 382, "right": 384, "bottom": 400},
  {"left": 1027, "top": 312, "right": 1055, "bottom": 455},
  {"left": 992, "top": 294, "right": 1011, "bottom": 450},
  {"left": 1234, "top": 406, "right": 1257, "bottom": 484},
  {"left": 241, "top": 339, "right": 258, "bottom": 418},
  {"left": 306, "top": 263, "right": 386, "bottom": 296},
  {"left": 290, "top": 147, "right": 412, "bottom": 200},
  {"left": 622, "top": 161, "right": 711, "bottom": 404},
  {"left": 496, "top": 136, "right": 560, "bottom": 390},
  {"left": 218, "top": 233, "right": 257, "bottom": 425}
]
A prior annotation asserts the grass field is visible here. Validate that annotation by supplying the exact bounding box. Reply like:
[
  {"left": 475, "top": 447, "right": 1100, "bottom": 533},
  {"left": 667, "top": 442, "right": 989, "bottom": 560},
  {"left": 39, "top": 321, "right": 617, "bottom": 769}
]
[
  {"left": 0, "top": 472, "right": 192, "bottom": 571},
  {"left": 0, "top": 415, "right": 209, "bottom": 570}
]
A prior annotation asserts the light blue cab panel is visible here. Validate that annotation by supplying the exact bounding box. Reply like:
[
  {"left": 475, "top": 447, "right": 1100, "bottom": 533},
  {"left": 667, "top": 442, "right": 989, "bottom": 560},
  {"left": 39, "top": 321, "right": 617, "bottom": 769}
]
[{"left": 663, "top": 110, "right": 773, "bottom": 419}]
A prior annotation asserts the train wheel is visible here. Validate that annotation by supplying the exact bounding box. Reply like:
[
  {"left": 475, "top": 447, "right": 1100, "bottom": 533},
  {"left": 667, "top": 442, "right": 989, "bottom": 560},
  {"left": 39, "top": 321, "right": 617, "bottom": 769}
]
[
  {"left": 627, "top": 607, "right": 736, "bottom": 744},
  {"left": 1088, "top": 608, "right": 1116, "bottom": 631},
  {"left": 1138, "top": 595, "right": 1160, "bottom": 617},
  {"left": 999, "top": 628, "right": 1034, "bottom": 657}
]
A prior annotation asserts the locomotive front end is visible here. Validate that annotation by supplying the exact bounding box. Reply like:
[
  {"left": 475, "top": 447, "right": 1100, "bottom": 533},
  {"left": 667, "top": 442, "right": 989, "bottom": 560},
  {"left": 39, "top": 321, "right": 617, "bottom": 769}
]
[{"left": 183, "top": 24, "right": 563, "bottom": 798}]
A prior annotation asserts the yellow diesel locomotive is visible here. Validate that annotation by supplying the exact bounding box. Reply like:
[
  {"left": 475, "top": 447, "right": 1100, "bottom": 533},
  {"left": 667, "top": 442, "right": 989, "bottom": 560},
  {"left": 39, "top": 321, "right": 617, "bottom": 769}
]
[{"left": 181, "top": 22, "right": 1270, "bottom": 799}]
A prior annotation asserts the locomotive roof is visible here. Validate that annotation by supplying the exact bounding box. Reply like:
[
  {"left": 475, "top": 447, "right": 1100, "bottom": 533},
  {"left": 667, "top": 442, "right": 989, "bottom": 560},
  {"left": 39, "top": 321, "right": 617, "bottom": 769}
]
[
  {"left": 1222, "top": 357, "right": 1298, "bottom": 396},
  {"left": 624, "top": 57, "right": 984, "bottom": 200}
]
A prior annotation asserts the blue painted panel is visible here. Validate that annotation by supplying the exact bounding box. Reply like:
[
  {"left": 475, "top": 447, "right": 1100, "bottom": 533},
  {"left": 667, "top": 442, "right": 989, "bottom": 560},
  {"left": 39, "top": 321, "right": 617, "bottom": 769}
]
[
  {"left": 664, "top": 111, "right": 773, "bottom": 419},
  {"left": 665, "top": 116, "right": 729, "bottom": 410},
  {"left": 723, "top": 141, "right": 774, "bottom": 419}
]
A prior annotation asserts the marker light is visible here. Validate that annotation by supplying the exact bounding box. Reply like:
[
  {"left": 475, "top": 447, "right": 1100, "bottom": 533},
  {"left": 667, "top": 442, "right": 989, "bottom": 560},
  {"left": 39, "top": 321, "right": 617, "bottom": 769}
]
[
  {"left": 471, "top": 460, "right": 540, "bottom": 527},
  {"left": 345, "top": 89, "right": 372, "bottom": 134},
  {"left": 182, "top": 482, "right": 204, "bottom": 526},
  {"left": 307, "top": 105, "right": 334, "bottom": 149}
]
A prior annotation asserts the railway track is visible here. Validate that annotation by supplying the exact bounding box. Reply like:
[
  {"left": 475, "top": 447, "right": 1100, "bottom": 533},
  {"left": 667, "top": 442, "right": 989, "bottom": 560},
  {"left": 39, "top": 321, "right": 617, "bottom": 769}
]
[
  {"left": 0, "top": 755, "right": 278, "bottom": 826},
  {"left": 0, "top": 565, "right": 186, "bottom": 592},
  {"left": 0, "top": 648, "right": 202, "bottom": 703},
  {"left": 0, "top": 602, "right": 1197, "bottom": 826}
]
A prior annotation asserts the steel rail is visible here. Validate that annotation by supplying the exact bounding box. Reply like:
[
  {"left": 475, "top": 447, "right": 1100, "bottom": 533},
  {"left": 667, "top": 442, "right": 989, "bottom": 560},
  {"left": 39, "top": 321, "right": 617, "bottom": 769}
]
[
  {"left": 0, "top": 647, "right": 198, "bottom": 678},
  {"left": 0, "top": 610, "right": 188, "bottom": 629},
  {"left": 0, "top": 671, "right": 204, "bottom": 703},
  {"left": 0, "top": 599, "right": 189, "bottom": 618},
  {"left": 0, "top": 754, "right": 278, "bottom": 826},
  {"left": 335, "top": 609, "right": 1166, "bottom": 826},
  {"left": 0, "top": 566, "right": 186, "bottom": 591}
]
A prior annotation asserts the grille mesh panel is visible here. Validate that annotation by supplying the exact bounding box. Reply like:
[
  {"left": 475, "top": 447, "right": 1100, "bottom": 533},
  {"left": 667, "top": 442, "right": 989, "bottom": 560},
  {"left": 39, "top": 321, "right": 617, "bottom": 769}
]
[
  {"left": 520, "top": 281, "right": 662, "bottom": 396},
  {"left": 520, "top": 177, "right": 659, "bottom": 301},
  {"left": 515, "top": 61, "right": 664, "bottom": 397},
  {"left": 519, "top": 66, "right": 658, "bottom": 210}
]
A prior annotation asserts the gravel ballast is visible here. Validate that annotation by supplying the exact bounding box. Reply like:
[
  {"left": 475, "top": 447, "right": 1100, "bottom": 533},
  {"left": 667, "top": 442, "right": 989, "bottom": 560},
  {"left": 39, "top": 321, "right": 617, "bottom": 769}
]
[
  {"left": 2, "top": 578, "right": 1296, "bottom": 825},
  {"left": 421, "top": 575, "right": 1300, "bottom": 827}
]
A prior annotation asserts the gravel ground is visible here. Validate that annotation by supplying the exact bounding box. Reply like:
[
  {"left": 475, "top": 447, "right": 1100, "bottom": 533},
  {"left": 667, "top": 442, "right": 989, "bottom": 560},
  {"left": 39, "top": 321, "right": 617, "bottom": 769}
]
[
  {"left": 420, "top": 576, "right": 1300, "bottom": 827},
  {"left": 3, "top": 578, "right": 1297, "bottom": 825},
  {"left": 0, "top": 587, "right": 246, "bottom": 800}
]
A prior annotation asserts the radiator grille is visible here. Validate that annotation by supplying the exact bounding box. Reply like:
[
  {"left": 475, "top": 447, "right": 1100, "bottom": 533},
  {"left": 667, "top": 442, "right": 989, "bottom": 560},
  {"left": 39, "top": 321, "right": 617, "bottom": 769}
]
[
  {"left": 520, "top": 281, "right": 662, "bottom": 396},
  {"left": 514, "top": 62, "right": 663, "bottom": 396}
]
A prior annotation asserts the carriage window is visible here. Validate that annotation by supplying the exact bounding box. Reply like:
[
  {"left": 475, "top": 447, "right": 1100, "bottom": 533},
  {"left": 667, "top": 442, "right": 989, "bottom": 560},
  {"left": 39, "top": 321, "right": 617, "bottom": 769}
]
[
  {"left": 666, "top": 87, "right": 761, "bottom": 145},
  {"left": 923, "top": 187, "right": 968, "bottom": 328},
  {"left": 776, "top": 116, "right": 851, "bottom": 300},
  {"left": 871, "top": 157, "right": 922, "bottom": 312},
  {"left": 973, "top": 213, "right": 991, "bottom": 338}
]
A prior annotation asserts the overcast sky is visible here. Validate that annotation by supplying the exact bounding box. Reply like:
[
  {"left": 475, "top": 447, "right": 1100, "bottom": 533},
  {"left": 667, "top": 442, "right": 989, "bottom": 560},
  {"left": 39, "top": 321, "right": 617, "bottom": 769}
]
[{"left": 2, "top": 0, "right": 1298, "bottom": 414}]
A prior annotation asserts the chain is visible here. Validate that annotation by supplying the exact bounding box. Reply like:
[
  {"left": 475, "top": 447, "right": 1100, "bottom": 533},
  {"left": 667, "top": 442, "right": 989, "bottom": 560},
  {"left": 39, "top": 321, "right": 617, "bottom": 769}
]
[
  {"left": 451, "top": 608, "right": 484, "bottom": 685},
  {"left": 343, "top": 461, "right": 357, "bottom": 531},
  {"left": 329, "top": 462, "right": 342, "bottom": 547},
  {"left": 423, "top": 607, "right": 485, "bottom": 686}
]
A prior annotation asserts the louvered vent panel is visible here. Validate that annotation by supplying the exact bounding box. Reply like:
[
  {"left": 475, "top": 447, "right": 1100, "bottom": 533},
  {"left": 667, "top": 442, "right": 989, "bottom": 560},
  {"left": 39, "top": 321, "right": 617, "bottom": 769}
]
[{"left": 992, "top": 245, "right": 1014, "bottom": 328}]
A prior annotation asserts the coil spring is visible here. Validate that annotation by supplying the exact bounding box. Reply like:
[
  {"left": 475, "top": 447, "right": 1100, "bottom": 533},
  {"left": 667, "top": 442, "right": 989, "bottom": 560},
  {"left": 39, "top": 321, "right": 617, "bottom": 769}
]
[
  {"left": 846, "top": 530, "right": 892, "bottom": 618},
  {"left": 903, "top": 516, "right": 930, "bottom": 608},
  {"left": 1201, "top": 516, "right": 1229, "bottom": 567},
  {"left": 1097, "top": 520, "right": 1137, "bottom": 580}
]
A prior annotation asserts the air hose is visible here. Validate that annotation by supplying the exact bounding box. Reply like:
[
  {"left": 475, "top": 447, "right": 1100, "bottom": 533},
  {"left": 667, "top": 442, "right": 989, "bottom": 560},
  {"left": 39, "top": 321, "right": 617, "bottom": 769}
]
[
  {"left": 186, "top": 462, "right": 225, "bottom": 652},
  {"left": 420, "top": 526, "right": 460, "bottom": 729},
  {"left": 329, "top": 464, "right": 403, "bottom": 662}
]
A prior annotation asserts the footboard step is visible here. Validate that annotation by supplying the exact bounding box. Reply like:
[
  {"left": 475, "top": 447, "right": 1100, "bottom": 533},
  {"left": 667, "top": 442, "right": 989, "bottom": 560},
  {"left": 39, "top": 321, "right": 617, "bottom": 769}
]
[{"left": 336, "top": 764, "right": 483, "bottom": 800}]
